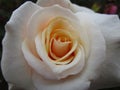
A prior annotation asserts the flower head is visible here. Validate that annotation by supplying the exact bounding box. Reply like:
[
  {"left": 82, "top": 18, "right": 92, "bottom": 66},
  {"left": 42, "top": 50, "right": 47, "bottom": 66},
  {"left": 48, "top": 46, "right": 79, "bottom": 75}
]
[{"left": 1, "top": 0, "right": 120, "bottom": 90}]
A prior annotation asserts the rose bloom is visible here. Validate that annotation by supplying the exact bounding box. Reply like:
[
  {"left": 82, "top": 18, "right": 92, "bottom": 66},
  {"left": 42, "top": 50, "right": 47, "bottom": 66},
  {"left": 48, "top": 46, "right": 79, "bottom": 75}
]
[
  {"left": 104, "top": 4, "right": 118, "bottom": 14},
  {"left": 1, "top": 0, "right": 120, "bottom": 90}
]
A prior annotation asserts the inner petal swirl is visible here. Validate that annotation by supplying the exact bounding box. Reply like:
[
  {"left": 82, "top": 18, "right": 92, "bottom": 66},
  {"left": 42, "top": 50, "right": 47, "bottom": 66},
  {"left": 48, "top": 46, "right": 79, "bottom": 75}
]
[{"left": 42, "top": 17, "right": 79, "bottom": 65}]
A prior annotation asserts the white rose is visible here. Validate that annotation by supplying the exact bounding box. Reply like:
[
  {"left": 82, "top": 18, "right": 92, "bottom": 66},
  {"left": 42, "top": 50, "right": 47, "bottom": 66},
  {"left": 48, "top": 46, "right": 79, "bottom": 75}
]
[{"left": 1, "top": 0, "right": 120, "bottom": 90}]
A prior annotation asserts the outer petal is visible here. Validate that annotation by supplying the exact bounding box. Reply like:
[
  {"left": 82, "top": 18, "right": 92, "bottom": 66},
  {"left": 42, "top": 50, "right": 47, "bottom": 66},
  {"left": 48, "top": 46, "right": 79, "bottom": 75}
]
[
  {"left": 22, "top": 40, "right": 57, "bottom": 80},
  {"left": 1, "top": 1, "right": 40, "bottom": 90},
  {"left": 36, "top": 0, "right": 94, "bottom": 13},
  {"left": 32, "top": 72, "right": 91, "bottom": 90},
  {"left": 75, "top": 12, "right": 106, "bottom": 85},
  {"left": 85, "top": 13, "right": 120, "bottom": 89},
  {"left": 36, "top": 0, "right": 71, "bottom": 8}
]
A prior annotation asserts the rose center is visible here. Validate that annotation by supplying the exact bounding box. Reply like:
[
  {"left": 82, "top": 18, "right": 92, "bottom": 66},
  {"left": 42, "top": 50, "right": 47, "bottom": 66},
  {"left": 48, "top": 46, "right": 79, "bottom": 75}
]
[
  {"left": 42, "top": 17, "right": 77, "bottom": 64},
  {"left": 51, "top": 36, "right": 71, "bottom": 57}
]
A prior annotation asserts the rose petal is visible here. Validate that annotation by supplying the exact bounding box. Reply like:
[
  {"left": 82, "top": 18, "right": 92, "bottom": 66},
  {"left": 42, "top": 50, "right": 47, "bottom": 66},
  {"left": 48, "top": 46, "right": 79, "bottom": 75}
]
[
  {"left": 32, "top": 71, "right": 90, "bottom": 90},
  {"left": 52, "top": 38, "right": 70, "bottom": 57},
  {"left": 84, "top": 13, "right": 120, "bottom": 89},
  {"left": 36, "top": 0, "right": 94, "bottom": 13},
  {"left": 75, "top": 12, "right": 106, "bottom": 81},
  {"left": 22, "top": 40, "right": 58, "bottom": 80},
  {"left": 1, "top": 1, "right": 40, "bottom": 89},
  {"left": 36, "top": 0, "right": 71, "bottom": 9}
]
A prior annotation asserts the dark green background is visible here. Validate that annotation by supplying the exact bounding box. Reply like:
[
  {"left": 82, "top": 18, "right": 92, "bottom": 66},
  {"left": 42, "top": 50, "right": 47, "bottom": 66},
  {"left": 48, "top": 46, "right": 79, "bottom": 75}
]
[{"left": 0, "top": 0, "right": 120, "bottom": 90}]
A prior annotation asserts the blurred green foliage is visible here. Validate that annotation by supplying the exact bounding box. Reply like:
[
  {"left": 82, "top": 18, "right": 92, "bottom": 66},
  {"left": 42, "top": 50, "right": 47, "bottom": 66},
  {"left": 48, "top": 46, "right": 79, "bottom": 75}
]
[{"left": 0, "top": 0, "right": 120, "bottom": 90}]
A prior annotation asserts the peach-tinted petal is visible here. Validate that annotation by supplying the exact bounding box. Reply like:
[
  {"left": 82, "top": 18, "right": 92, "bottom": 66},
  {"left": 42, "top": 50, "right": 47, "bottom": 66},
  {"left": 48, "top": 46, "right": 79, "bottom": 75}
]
[
  {"left": 51, "top": 36, "right": 71, "bottom": 57},
  {"left": 41, "top": 17, "right": 81, "bottom": 65},
  {"left": 35, "top": 33, "right": 85, "bottom": 79}
]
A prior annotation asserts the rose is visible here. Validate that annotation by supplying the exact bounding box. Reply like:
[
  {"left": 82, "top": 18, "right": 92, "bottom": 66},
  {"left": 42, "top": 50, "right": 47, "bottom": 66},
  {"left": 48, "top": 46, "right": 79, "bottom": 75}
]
[
  {"left": 1, "top": 0, "right": 120, "bottom": 90},
  {"left": 104, "top": 4, "right": 118, "bottom": 14}
]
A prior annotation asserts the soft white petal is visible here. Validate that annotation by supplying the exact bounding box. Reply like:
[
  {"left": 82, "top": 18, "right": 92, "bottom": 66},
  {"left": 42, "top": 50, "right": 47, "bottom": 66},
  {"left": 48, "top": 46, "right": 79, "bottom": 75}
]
[
  {"left": 85, "top": 13, "right": 120, "bottom": 89},
  {"left": 32, "top": 72, "right": 90, "bottom": 90},
  {"left": 1, "top": 1, "right": 40, "bottom": 89},
  {"left": 75, "top": 12, "right": 106, "bottom": 81},
  {"left": 22, "top": 40, "right": 58, "bottom": 80},
  {"left": 36, "top": 0, "right": 94, "bottom": 13},
  {"left": 36, "top": 0, "right": 71, "bottom": 9}
]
